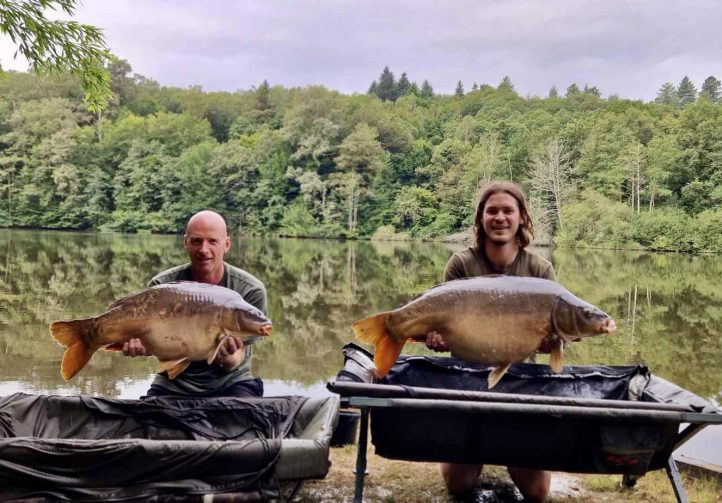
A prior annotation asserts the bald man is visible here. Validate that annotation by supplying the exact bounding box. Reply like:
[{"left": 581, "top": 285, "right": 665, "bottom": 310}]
[{"left": 123, "top": 210, "right": 268, "bottom": 398}]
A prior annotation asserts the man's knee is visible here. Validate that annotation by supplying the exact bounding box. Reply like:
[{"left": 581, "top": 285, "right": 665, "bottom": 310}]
[
  {"left": 441, "top": 463, "right": 482, "bottom": 495},
  {"left": 507, "top": 467, "right": 551, "bottom": 502}
]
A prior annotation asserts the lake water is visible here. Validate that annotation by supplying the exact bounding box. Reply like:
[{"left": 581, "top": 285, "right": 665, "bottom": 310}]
[{"left": 0, "top": 229, "right": 720, "bottom": 464}]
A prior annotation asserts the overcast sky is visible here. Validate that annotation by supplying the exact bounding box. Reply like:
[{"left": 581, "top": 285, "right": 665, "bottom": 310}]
[{"left": 1, "top": 0, "right": 721, "bottom": 100}]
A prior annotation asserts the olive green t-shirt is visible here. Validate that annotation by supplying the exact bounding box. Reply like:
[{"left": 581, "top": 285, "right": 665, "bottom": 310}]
[
  {"left": 444, "top": 246, "right": 556, "bottom": 282},
  {"left": 146, "top": 262, "right": 268, "bottom": 395},
  {"left": 443, "top": 246, "right": 556, "bottom": 362}
]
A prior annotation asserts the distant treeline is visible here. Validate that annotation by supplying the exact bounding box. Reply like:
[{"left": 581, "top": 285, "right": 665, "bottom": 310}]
[{"left": 0, "top": 62, "right": 721, "bottom": 252}]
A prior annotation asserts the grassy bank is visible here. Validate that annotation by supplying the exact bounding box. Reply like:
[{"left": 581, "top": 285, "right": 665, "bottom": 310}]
[{"left": 295, "top": 443, "right": 721, "bottom": 502}]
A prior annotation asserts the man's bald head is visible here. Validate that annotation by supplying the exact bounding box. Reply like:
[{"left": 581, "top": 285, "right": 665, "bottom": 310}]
[
  {"left": 186, "top": 210, "right": 228, "bottom": 236},
  {"left": 184, "top": 210, "right": 231, "bottom": 283}
]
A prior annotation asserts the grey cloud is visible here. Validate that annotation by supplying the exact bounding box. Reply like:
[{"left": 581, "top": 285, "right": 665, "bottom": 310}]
[{"left": 9, "top": 0, "right": 720, "bottom": 99}]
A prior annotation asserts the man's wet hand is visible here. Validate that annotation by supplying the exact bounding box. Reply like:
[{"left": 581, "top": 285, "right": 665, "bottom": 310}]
[
  {"left": 425, "top": 331, "right": 449, "bottom": 352},
  {"left": 122, "top": 338, "right": 149, "bottom": 357},
  {"left": 215, "top": 336, "right": 245, "bottom": 371}
]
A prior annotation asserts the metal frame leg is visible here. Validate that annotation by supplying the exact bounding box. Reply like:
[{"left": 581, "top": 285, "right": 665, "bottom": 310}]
[
  {"left": 353, "top": 407, "right": 370, "bottom": 503},
  {"left": 284, "top": 480, "right": 304, "bottom": 502},
  {"left": 621, "top": 474, "right": 639, "bottom": 488},
  {"left": 666, "top": 457, "right": 688, "bottom": 503}
]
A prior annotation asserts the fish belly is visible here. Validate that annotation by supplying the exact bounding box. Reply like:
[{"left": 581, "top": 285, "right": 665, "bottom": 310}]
[
  {"left": 94, "top": 308, "right": 221, "bottom": 362},
  {"left": 142, "top": 317, "right": 221, "bottom": 361},
  {"left": 444, "top": 311, "right": 550, "bottom": 365}
]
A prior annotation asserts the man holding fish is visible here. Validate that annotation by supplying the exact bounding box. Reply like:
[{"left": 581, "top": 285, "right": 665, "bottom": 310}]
[
  {"left": 426, "top": 181, "right": 554, "bottom": 501},
  {"left": 354, "top": 182, "right": 615, "bottom": 501},
  {"left": 121, "top": 210, "right": 269, "bottom": 398}
]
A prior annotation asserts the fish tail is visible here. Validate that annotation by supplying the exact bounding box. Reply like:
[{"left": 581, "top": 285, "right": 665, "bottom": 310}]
[
  {"left": 352, "top": 312, "right": 404, "bottom": 378},
  {"left": 49, "top": 320, "right": 96, "bottom": 380}
]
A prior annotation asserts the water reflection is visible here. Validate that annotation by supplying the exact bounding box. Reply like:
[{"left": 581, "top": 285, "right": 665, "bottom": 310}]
[{"left": 0, "top": 229, "right": 720, "bottom": 405}]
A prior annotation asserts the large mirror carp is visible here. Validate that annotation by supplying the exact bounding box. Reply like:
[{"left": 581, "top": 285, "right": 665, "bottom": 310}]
[
  {"left": 49, "top": 281, "right": 272, "bottom": 380},
  {"left": 353, "top": 276, "right": 616, "bottom": 389}
]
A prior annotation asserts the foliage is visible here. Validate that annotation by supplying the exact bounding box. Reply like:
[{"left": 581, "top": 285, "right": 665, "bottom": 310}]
[
  {"left": 0, "top": 66, "right": 721, "bottom": 252},
  {"left": 0, "top": 0, "right": 111, "bottom": 111},
  {"left": 555, "top": 190, "right": 637, "bottom": 249}
]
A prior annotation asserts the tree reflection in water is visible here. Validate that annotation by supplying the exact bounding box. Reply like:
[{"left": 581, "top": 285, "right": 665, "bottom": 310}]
[{"left": 0, "top": 229, "right": 720, "bottom": 404}]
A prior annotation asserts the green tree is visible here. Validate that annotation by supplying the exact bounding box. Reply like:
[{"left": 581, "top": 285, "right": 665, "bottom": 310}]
[
  {"left": 530, "top": 138, "right": 573, "bottom": 229},
  {"left": 454, "top": 80, "right": 464, "bottom": 97},
  {"left": 677, "top": 76, "right": 697, "bottom": 107},
  {"left": 566, "top": 83, "right": 581, "bottom": 97},
  {"left": 420, "top": 79, "right": 434, "bottom": 98},
  {"left": 334, "top": 123, "right": 387, "bottom": 234},
  {"left": 583, "top": 84, "right": 601, "bottom": 97},
  {"left": 654, "top": 82, "right": 678, "bottom": 106},
  {"left": 0, "top": 0, "right": 111, "bottom": 111},
  {"left": 644, "top": 134, "right": 678, "bottom": 211},
  {"left": 373, "top": 66, "right": 398, "bottom": 101},
  {"left": 392, "top": 186, "right": 437, "bottom": 234},
  {"left": 282, "top": 86, "right": 343, "bottom": 165},
  {"left": 397, "top": 72, "right": 411, "bottom": 96},
  {"left": 498, "top": 76, "right": 515, "bottom": 93},
  {"left": 699, "top": 76, "right": 721, "bottom": 103},
  {"left": 548, "top": 86, "right": 559, "bottom": 98}
]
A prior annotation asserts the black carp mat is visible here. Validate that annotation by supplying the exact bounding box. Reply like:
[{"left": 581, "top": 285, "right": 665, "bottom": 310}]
[{"left": 0, "top": 393, "right": 308, "bottom": 501}]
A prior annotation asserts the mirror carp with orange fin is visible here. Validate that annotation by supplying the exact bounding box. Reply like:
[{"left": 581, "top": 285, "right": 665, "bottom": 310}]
[
  {"left": 353, "top": 276, "right": 616, "bottom": 389},
  {"left": 49, "top": 281, "right": 272, "bottom": 380}
]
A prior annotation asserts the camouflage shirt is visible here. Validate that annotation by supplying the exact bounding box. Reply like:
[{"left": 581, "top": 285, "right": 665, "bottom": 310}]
[{"left": 146, "top": 262, "right": 268, "bottom": 395}]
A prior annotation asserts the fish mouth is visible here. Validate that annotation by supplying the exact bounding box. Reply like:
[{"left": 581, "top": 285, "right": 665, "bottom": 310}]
[
  {"left": 600, "top": 318, "right": 616, "bottom": 333},
  {"left": 259, "top": 323, "right": 272, "bottom": 336}
]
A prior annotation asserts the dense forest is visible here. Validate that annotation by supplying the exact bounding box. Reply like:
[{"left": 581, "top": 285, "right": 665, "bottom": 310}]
[{"left": 1, "top": 62, "right": 721, "bottom": 252}]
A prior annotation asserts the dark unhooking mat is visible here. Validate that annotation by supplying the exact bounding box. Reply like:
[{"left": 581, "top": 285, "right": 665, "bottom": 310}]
[
  {"left": 332, "top": 343, "right": 719, "bottom": 476},
  {"left": 0, "top": 393, "right": 308, "bottom": 501}
]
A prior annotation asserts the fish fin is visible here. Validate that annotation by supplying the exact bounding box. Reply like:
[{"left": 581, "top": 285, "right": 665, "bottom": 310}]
[
  {"left": 487, "top": 363, "right": 511, "bottom": 390},
  {"left": 352, "top": 312, "right": 403, "bottom": 378},
  {"left": 102, "top": 343, "right": 124, "bottom": 351},
  {"left": 49, "top": 320, "right": 96, "bottom": 380},
  {"left": 157, "top": 358, "right": 190, "bottom": 379},
  {"left": 549, "top": 337, "right": 564, "bottom": 373},
  {"left": 207, "top": 334, "right": 236, "bottom": 365}
]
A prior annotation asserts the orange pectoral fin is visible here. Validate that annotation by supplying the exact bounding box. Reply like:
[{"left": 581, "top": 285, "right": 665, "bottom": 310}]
[{"left": 157, "top": 358, "right": 190, "bottom": 379}]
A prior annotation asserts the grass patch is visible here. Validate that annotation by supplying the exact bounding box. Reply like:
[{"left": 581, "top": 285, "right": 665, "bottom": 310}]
[{"left": 294, "top": 442, "right": 722, "bottom": 502}]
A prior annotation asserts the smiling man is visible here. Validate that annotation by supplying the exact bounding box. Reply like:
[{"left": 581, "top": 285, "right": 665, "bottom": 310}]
[
  {"left": 123, "top": 210, "right": 268, "bottom": 398},
  {"left": 425, "top": 181, "right": 555, "bottom": 502}
]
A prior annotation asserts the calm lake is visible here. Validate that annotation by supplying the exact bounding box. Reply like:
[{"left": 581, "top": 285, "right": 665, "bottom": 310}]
[{"left": 0, "top": 229, "right": 720, "bottom": 463}]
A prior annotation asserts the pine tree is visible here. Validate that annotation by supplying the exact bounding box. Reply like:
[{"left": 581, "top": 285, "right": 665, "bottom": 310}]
[
  {"left": 498, "top": 75, "right": 515, "bottom": 92},
  {"left": 472, "top": 82, "right": 479, "bottom": 91},
  {"left": 256, "top": 79, "right": 271, "bottom": 110},
  {"left": 397, "top": 72, "right": 412, "bottom": 96},
  {"left": 548, "top": 85, "right": 559, "bottom": 98},
  {"left": 420, "top": 80, "right": 434, "bottom": 98},
  {"left": 699, "top": 76, "right": 721, "bottom": 103},
  {"left": 455, "top": 80, "right": 464, "bottom": 97},
  {"left": 654, "top": 82, "right": 678, "bottom": 106},
  {"left": 368, "top": 80, "right": 378, "bottom": 94},
  {"left": 677, "top": 76, "right": 697, "bottom": 107},
  {"left": 374, "top": 66, "right": 397, "bottom": 101}
]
